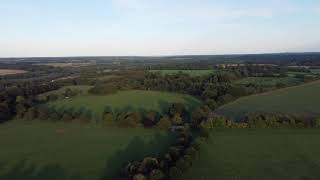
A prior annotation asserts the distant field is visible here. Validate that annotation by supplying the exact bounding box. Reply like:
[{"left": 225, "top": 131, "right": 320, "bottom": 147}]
[
  {"left": 0, "top": 69, "right": 27, "bottom": 76},
  {"left": 38, "top": 85, "right": 93, "bottom": 100},
  {"left": 182, "top": 129, "right": 320, "bottom": 180},
  {"left": 48, "top": 90, "right": 202, "bottom": 118},
  {"left": 311, "top": 69, "right": 320, "bottom": 74},
  {"left": 0, "top": 120, "right": 174, "bottom": 180},
  {"left": 35, "top": 63, "right": 92, "bottom": 67},
  {"left": 150, "top": 70, "right": 217, "bottom": 76},
  {"left": 217, "top": 80, "right": 320, "bottom": 121},
  {"left": 234, "top": 77, "right": 301, "bottom": 87}
]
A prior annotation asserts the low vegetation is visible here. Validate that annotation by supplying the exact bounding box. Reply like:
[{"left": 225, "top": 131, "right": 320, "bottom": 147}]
[
  {"left": 47, "top": 90, "right": 202, "bottom": 119},
  {"left": 182, "top": 129, "right": 320, "bottom": 180},
  {"left": 217, "top": 80, "right": 320, "bottom": 121},
  {"left": 0, "top": 120, "right": 175, "bottom": 180}
]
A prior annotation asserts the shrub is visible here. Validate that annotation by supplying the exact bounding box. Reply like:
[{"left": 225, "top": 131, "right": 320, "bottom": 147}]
[
  {"left": 133, "top": 174, "right": 147, "bottom": 180},
  {"left": 157, "top": 116, "right": 172, "bottom": 130},
  {"left": 314, "top": 117, "right": 320, "bottom": 128},
  {"left": 149, "top": 169, "right": 165, "bottom": 180},
  {"left": 185, "top": 147, "right": 197, "bottom": 159}
]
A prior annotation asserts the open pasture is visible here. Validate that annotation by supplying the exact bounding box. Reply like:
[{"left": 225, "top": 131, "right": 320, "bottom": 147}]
[
  {"left": 182, "top": 129, "right": 320, "bottom": 180},
  {"left": 0, "top": 120, "right": 174, "bottom": 180},
  {"left": 48, "top": 90, "right": 202, "bottom": 118},
  {"left": 217, "top": 80, "right": 320, "bottom": 121},
  {"left": 150, "top": 69, "right": 216, "bottom": 76},
  {"left": 0, "top": 69, "right": 27, "bottom": 76},
  {"left": 234, "top": 77, "right": 302, "bottom": 87}
]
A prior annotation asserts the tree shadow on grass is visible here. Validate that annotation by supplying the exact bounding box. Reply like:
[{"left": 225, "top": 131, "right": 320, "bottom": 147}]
[
  {"left": 99, "top": 132, "right": 175, "bottom": 180},
  {"left": 0, "top": 160, "right": 81, "bottom": 180}
]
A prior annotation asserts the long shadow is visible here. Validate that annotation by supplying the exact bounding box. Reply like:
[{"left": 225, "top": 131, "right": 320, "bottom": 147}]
[
  {"left": 0, "top": 160, "right": 81, "bottom": 180},
  {"left": 99, "top": 132, "right": 175, "bottom": 180}
]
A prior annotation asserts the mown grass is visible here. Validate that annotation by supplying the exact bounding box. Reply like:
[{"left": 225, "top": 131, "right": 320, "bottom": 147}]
[
  {"left": 182, "top": 129, "right": 320, "bottom": 180},
  {"left": 150, "top": 70, "right": 217, "bottom": 76},
  {"left": 0, "top": 120, "right": 175, "bottom": 180},
  {"left": 48, "top": 90, "right": 202, "bottom": 118},
  {"left": 217, "top": 80, "right": 320, "bottom": 121}
]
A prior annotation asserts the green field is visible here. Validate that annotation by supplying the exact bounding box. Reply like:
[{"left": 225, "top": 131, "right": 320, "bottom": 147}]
[
  {"left": 217, "top": 80, "right": 320, "bottom": 121},
  {"left": 150, "top": 70, "right": 217, "bottom": 76},
  {"left": 234, "top": 77, "right": 301, "bottom": 87},
  {"left": 182, "top": 129, "right": 320, "bottom": 180},
  {"left": 0, "top": 120, "right": 175, "bottom": 180},
  {"left": 48, "top": 90, "right": 202, "bottom": 118},
  {"left": 39, "top": 85, "right": 93, "bottom": 97}
]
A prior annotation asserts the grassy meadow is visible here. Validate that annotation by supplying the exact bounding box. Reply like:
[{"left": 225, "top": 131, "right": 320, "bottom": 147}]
[
  {"left": 182, "top": 129, "right": 320, "bottom": 180},
  {"left": 217, "top": 80, "right": 320, "bottom": 121},
  {"left": 234, "top": 77, "right": 302, "bottom": 87},
  {"left": 48, "top": 90, "right": 202, "bottom": 118},
  {"left": 40, "top": 85, "right": 93, "bottom": 96},
  {"left": 150, "top": 69, "right": 217, "bottom": 76},
  {"left": 0, "top": 120, "right": 175, "bottom": 180}
]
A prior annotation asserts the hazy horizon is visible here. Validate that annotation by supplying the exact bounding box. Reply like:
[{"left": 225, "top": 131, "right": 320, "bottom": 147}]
[{"left": 1, "top": 0, "right": 320, "bottom": 57}]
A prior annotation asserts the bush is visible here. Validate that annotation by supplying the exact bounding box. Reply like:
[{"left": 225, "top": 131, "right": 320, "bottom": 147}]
[
  {"left": 149, "top": 169, "right": 165, "bottom": 180},
  {"left": 133, "top": 174, "right": 147, "bottom": 180},
  {"left": 185, "top": 147, "right": 197, "bottom": 159},
  {"left": 206, "top": 116, "right": 226, "bottom": 128},
  {"left": 315, "top": 117, "right": 320, "bottom": 128},
  {"left": 157, "top": 116, "right": 172, "bottom": 130}
]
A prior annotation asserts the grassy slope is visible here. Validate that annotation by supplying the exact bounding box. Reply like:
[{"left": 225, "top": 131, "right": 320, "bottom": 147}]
[
  {"left": 39, "top": 85, "right": 93, "bottom": 96},
  {"left": 182, "top": 129, "right": 320, "bottom": 180},
  {"left": 217, "top": 80, "right": 320, "bottom": 121},
  {"left": 234, "top": 77, "right": 301, "bottom": 86},
  {"left": 150, "top": 70, "right": 216, "bottom": 76},
  {"left": 0, "top": 120, "right": 175, "bottom": 180},
  {"left": 48, "top": 90, "right": 202, "bottom": 117}
]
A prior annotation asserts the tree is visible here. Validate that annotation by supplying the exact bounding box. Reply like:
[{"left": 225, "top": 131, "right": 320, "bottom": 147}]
[
  {"left": 171, "top": 113, "right": 183, "bottom": 125},
  {"left": 205, "top": 99, "right": 217, "bottom": 110},
  {"left": 149, "top": 169, "right": 165, "bottom": 180},
  {"left": 102, "top": 106, "right": 115, "bottom": 126},
  {"left": 118, "top": 112, "right": 141, "bottom": 128},
  {"left": 143, "top": 111, "right": 158, "bottom": 127},
  {"left": 315, "top": 117, "right": 320, "bottom": 128},
  {"left": 157, "top": 116, "right": 172, "bottom": 130},
  {"left": 23, "top": 107, "right": 37, "bottom": 120}
]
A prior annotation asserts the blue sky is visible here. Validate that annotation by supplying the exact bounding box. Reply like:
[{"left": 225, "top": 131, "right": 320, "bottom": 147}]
[{"left": 0, "top": 0, "right": 320, "bottom": 57}]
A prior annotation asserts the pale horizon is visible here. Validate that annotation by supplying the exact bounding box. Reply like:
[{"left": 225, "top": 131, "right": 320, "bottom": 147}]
[{"left": 1, "top": 0, "right": 320, "bottom": 57}]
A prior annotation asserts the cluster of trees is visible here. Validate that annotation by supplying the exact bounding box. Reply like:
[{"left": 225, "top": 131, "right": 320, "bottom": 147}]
[
  {"left": 0, "top": 83, "right": 61, "bottom": 123},
  {"left": 122, "top": 125, "right": 209, "bottom": 180},
  {"left": 243, "top": 113, "right": 319, "bottom": 128},
  {"left": 19, "top": 106, "right": 93, "bottom": 123},
  {"left": 102, "top": 103, "right": 197, "bottom": 129}
]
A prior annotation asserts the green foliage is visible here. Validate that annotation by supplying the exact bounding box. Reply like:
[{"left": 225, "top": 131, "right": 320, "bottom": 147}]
[
  {"left": 315, "top": 117, "right": 320, "bottom": 128},
  {"left": 149, "top": 169, "right": 165, "bottom": 180},
  {"left": 157, "top": 116, "right": 172, "bottom": 130},
  {"left": 205, "top": 116, "right": 227, "bottom": 128},
  {"left": 170, "top": 113, "right": 183, "bottom": 125}
]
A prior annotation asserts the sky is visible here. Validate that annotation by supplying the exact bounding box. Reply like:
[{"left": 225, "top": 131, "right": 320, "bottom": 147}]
[{"left": 0, "top": 0, "right": 320, "bottom": 57}]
